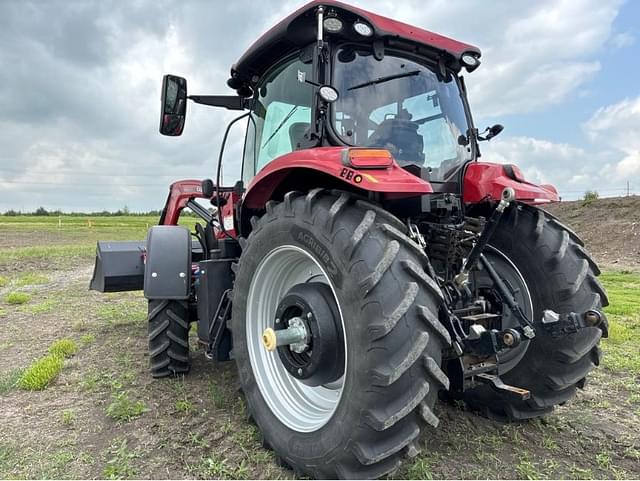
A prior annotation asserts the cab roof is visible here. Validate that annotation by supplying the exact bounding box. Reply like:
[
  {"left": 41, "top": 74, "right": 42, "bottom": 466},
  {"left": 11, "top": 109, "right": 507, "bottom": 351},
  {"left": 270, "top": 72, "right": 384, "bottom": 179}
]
[{"left": 228, "top": 0, "right": 481, "bottom": 92}]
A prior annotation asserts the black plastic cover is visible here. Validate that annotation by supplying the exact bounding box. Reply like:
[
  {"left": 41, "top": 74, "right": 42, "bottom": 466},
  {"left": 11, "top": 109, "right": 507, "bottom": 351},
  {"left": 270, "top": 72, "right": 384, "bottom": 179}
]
[{"left": 89, "top": 241, "right": 146, "bottom": 292}]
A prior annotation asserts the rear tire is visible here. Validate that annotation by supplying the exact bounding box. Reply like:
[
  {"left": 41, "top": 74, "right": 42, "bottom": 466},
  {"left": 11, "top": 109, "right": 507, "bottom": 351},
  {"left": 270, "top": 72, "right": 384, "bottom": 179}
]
[
  {"left": 461, "top": 203, "right": 608, "bottom": 420},
  {"left": 148, "top": 299, "right": 191, "bottom": 378},
  {"left": 232, "top": 190, "right": 451, "bottom": 479}
]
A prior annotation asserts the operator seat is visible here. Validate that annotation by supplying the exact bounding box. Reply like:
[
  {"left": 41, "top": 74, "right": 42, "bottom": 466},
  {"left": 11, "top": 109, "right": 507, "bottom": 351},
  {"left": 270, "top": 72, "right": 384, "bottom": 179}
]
[
  {"left": 367, "top": 108, "right": 425, "bottom": 165},
  {"left": 289, "top": 122, "right": 310, "bottom": 150}
]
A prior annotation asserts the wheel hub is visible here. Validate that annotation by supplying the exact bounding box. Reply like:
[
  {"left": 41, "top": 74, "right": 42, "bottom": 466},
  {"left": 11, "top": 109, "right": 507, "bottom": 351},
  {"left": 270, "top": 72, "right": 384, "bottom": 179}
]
[{"left": 264, "top": 282, "right": 344, "bottom": 387}]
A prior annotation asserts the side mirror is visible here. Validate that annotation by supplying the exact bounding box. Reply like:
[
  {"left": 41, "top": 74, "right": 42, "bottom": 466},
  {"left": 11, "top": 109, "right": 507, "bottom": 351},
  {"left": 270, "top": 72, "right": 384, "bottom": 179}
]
[
  {"left": 484, "top": 124, "right": 504, "bottom": 141},
  {"left": 159, "top": 74, "right": 187, "bottom": 136}
]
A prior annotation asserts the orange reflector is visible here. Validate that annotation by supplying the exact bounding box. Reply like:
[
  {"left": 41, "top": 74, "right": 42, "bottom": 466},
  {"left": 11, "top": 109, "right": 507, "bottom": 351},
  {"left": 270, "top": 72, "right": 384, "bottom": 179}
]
[{"left": 347, "top": 149, "right": 393, "bottom": 169}]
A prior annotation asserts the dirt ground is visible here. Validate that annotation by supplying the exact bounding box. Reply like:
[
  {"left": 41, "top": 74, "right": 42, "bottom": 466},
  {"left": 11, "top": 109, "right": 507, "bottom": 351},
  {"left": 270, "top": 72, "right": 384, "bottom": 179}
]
[
  {"left": 0, "top": 205, "right": 639, "bottom": 479},
  {"left": 545, "top": 195, "right": 640, "bottom": 268}
]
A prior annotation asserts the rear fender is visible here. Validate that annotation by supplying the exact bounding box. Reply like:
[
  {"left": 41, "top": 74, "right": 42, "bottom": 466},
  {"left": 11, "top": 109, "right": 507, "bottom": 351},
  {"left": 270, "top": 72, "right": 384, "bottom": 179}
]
[
  {"left": 242, "top": 147, "right": 433, "bottom": 209},
  {"left": 462, "top": 162, "right": 560, "bottom": 205},
  {"left": 144, "top": 226, "right": 192, "bottom": 300}
]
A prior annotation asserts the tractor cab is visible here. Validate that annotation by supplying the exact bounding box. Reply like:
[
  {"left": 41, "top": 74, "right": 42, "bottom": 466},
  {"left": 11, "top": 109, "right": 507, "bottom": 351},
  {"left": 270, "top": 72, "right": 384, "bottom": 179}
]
[{"left": 230, "top": 0, "right": 482, "bottom": 191}]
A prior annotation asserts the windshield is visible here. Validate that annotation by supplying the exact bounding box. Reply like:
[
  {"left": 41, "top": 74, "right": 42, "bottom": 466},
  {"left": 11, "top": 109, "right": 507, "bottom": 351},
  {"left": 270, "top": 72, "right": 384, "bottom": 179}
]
[{"left": 332, "top": 47, "right": 473, "bottom": 181}]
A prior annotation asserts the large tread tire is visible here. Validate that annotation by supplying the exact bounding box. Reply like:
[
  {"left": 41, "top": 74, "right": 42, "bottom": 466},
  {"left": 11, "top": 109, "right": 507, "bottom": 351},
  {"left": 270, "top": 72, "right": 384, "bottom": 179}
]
[
  {"left": 232, "top": 190, "right": 451, "bottom": 479},
  {"left": 461, "top": 203, "right": 608, "bottom": 421},
  {"left": 148, "top": 299, "right": 191, "bottom": 378}
]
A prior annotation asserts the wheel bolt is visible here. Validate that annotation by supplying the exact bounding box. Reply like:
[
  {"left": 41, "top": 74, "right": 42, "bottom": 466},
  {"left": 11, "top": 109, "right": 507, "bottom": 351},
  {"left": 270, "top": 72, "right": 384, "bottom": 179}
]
[{"left": 297, "top": 368, "right": 303, "bottom": 376}]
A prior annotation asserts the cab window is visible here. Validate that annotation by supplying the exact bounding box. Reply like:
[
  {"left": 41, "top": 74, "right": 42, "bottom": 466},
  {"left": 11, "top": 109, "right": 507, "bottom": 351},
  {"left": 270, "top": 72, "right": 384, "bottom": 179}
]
[{"left": 243, "top": 56, "right": 313, "bottom": 184}]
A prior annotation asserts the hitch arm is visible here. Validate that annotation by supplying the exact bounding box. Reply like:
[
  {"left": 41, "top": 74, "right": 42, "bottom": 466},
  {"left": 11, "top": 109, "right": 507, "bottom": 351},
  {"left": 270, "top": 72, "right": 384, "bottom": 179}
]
[{"left": 455, "top": 187, "right": 515, "bottom": 286}]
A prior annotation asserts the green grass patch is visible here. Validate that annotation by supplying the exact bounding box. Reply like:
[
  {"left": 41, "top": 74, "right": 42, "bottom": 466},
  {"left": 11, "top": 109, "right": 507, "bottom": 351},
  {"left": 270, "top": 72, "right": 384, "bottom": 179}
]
[
  {"left": 199, "top": 454, "right": 249, "bottom": 480},
  {"left": 103, "top": 438, "right": 139, "bottom": 479},
  {"left": 96, "top": 301, "right": 146, "bottom": 326},
  {"left": 15, "top": 272, "right": 49, "bottom": 287},
  {"left": 61, "top": 409, "right": 75, "bottom": 426},
  {"left": 48, "top": 338, "right": 78, "bottom": 358},
  {"left": 17, "top": 354, "right": 64, "bottom": 390},
  {"left": 80, "top": 333, "right": 96, "bottom": 345},
  {"left": 175, "top": 399, "right": 194, "bottom": 413},
  {"left": 105, "top": 391, "right": 148, "bottom": 422},
  {"left": 0, "top": 368, "right": 24, "bottom": 394},
  {"left": 4, "top": 292, "right": 31, "bottom": 305},
  {"left": 20, "top": 299, "right": 57, "bottom": 314},
  {"left": 0, "top": 308, "right": 6, "bottom": 317},
  {"left": 600, "top": 271, "right": 640, "bottom": 374},
  {"left": 0, "top": 245, "right": 94, "bottom": 263},
  {"left": 0, "top": 276, "right": 7, "bottom": 287}
]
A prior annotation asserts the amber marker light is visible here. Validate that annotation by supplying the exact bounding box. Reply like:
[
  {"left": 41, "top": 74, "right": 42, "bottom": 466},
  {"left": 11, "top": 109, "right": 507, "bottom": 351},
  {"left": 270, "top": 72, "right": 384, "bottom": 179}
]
[{"left": 346, "top": 148, "right": 393, "bottom": 169}]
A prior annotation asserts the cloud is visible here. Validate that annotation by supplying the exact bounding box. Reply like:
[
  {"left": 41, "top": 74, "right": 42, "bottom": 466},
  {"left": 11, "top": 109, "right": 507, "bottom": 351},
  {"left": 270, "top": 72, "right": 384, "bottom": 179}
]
[
  {"left": 610, "top": 31, "right": 636, "bottom": 49},
  {"left": 480, "top": 95, "right": 640, "bottom": 199},
  {"left": 0, "top": 0, "right": 630, "bottom": 210},
  {"left": 584, "top": 96, "right": 640, "bottom": 179}
]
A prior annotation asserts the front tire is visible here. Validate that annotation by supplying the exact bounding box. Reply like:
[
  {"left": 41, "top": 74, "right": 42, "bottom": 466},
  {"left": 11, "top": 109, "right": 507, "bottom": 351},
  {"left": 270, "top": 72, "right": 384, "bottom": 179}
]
[
  {"left": 232, "top": 190, "right": 451, "bottom": 479},
  {"left": 147, "top": 299, "right": 191, "bottom": 378},
  {"left": 461, "top": 204, "right": 608, "bottom": 420}
]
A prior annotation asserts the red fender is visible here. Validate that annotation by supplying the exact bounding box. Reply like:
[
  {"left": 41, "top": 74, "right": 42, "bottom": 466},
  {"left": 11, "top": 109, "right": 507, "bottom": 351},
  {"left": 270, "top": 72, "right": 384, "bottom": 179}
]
[
  {"left": 463, "top": 162, "right": 559, "bottom": 205},
  {"left": 243, "top": 147, "right": 433, "bottom": 208}
]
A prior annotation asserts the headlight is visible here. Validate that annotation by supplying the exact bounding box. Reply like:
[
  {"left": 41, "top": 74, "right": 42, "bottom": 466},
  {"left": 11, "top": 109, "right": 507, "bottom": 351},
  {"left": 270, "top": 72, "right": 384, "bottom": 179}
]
[
  {"left": 461, "top": 52, "right": 481, "bottom": 71},
  {"left": 353, "top": 20, "right": 373, "bottom": 37},
  {"left": 323, "top": 17, "right": 343, "bottom": 33},
  {"left": 318, "top": 85, "right": 339, "bottom": 103}
]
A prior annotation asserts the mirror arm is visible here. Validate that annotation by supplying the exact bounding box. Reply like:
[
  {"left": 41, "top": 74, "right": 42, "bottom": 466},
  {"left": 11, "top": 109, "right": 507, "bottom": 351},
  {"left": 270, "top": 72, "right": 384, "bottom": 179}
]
[{"left": 188, "top": 95, "right": 245, "bottom": 110}]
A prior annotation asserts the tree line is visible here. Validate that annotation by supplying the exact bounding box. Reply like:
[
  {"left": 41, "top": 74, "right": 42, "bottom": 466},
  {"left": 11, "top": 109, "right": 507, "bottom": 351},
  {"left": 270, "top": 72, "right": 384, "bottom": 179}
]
[{"left": 1, "top": 206, "right": 165, "bottom": 217}]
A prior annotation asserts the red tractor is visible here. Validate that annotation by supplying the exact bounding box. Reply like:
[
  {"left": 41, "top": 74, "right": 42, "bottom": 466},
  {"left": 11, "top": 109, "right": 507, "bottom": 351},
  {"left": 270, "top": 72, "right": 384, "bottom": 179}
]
[{"left": 91, "top": 1, "right": 609, "bottom": 478}]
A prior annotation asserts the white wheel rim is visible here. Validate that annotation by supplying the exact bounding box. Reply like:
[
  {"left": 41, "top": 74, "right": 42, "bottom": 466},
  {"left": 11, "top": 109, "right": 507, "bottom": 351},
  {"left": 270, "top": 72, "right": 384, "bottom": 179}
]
[{"left": 246, "top": 245, "right": 346, "bottom": 432}]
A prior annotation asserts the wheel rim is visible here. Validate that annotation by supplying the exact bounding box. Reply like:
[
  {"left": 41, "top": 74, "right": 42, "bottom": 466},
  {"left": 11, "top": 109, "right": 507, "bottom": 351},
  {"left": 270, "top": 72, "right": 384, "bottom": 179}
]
[
  {"left": 246, "top": 245, "right": 346, "bottom": 433},
  {"left": 472, "top": 246, "right": 534, "bottom": 374}
]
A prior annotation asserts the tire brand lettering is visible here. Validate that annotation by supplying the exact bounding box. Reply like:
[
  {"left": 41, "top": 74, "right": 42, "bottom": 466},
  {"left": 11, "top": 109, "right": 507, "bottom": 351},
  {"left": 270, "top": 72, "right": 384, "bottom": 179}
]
[{"left": 291, "top": 226, "right": 341, "bottom": 286}]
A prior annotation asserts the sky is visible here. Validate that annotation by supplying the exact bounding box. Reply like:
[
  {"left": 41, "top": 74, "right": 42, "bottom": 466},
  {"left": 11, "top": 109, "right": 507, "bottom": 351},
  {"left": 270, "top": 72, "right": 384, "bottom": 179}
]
[{"left": 0, "top": 0, "right": 638, "bottom": 212}]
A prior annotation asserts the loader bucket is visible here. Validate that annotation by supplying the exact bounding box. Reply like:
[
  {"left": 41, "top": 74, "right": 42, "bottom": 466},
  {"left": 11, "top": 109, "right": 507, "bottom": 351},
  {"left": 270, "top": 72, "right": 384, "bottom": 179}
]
[{"left": 89, "top": 241, "right": 146, "bottom": 292}]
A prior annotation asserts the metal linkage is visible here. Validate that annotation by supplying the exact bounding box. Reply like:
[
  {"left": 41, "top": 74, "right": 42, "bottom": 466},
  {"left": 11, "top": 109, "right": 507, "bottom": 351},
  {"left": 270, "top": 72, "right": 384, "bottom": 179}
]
[
  {"left": 454, "top": 187, "right": 515, "bottom": 287},
  {"left": 541, "top": 309, "right": 608, "bottom": 338}
]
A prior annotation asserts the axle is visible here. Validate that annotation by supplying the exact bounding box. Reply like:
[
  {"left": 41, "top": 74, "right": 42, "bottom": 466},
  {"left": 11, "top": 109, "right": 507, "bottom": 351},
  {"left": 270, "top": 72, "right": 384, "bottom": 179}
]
[{"left": 262, "top": 317, "right": 309, "bottom": 353}]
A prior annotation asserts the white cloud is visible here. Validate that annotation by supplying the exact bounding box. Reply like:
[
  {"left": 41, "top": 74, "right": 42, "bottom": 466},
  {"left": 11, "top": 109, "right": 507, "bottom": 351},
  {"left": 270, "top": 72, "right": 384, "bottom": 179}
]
[
  {"left": 479, "top": 96, "right": 640, "bottom": 199},
  {"left": 610, "top": 31, "right": 636, "bottom": 48},
  {"left": 0, "top": 0, "right": 631, "bottom": 210},
  {"left": 584, "top": 96, "right": 640, "bottom": 179},
  {"left": 339, "top": 0, "right": 622, "bottom": 118}
]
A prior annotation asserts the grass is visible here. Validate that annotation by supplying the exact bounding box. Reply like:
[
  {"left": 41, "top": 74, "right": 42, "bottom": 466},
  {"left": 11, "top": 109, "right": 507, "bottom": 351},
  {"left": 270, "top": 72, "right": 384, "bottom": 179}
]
[
  {"left": 105, "top": 391, "right": 148, "bottom": 422},
  {"left": 175, "top": 399, "right": 194, "bottom": 413},
  {"left": 20, "top": 299, "right": 57, "bottom": 314},
  {"left": 0, "top": 368, "right": 24, "bottom": 394},
  {"left": 600, "top": 271, "right": 640, "bottom": 374},
  {"left": 80, "top": 333, "right": 96, "bottom": 345},
  {"left": 61, "top": 409, "right": 75, "bottom": 426},
  {"left": 49, "top": 338, "right": 78, "bottom": 358},
  {"left": 17, "top": 354, "right": 64, "bottom": 390},
  {"left": 404, "top": 456, "right": 436, "bottom": 479},
  {"left": 198, "top": 454, "right": 249, "bottom": 480},
  {"left": 0, "top": 276, "right": 7, "bottom": 287},
  {"left": 515, "top": 459, "right": 542, "bottom": 480},
  {"left": 15, "top": 273, "right": 49, "bottom": 287},
  {"left": 4, "top": 292, "right": 31, "bottom": 305},
  {"left": 103, "top": 439, "right": 139, "bottom": 479},
  {"left": 96, "top": 301, "right": 147, "bottom": 326}
]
